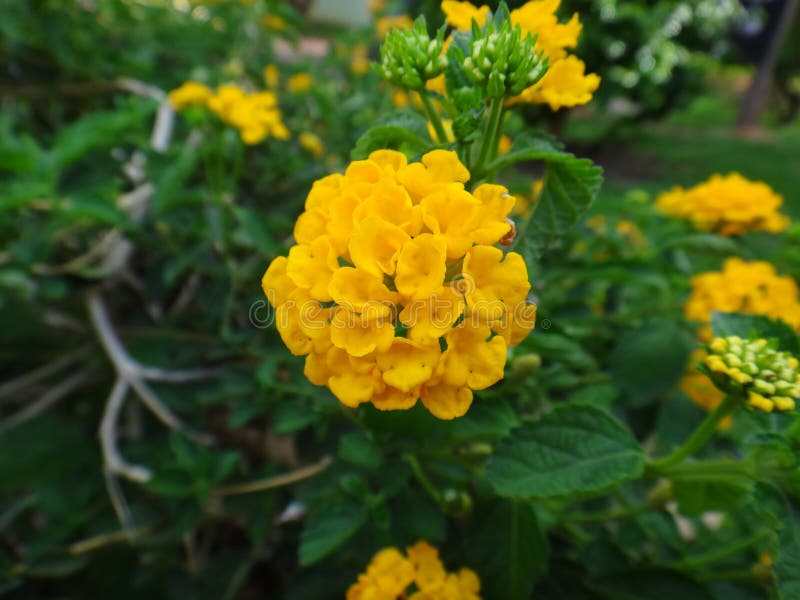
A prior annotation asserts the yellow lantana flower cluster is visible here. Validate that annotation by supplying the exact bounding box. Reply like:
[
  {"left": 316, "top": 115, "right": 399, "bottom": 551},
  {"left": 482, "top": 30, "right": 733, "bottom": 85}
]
[
  {"left": 440, "top": 0, "right": 600, "bottom": 110},
  {"left": 684, "top": 258, "right": 800, "bottom": 340},
  {"left": 656, "top": 173, "right": 790, "bottom": 236},
  {"left": 705, "top": 336, "right": 800, "bottom": 413},
  {"left": 168, "top": 81, "right": 289, "bottom": 144},
  {"left": 347, "top": 541, "right": 481, "bottom": 600},
  {"left": 261, "top": 149, "right": 536, "bottom": 419}
]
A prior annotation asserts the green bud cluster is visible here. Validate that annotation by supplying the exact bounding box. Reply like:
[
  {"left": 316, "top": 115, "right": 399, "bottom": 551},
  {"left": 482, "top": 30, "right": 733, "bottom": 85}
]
[
  {"left": 704, "top": 336, "right": 800, "bottom": 412},
  {"left": 377, "top": 17, "right": 448, "bottom": 90},
  {"left": 462, "top": 18, "right": 548, "bottom": 99}
]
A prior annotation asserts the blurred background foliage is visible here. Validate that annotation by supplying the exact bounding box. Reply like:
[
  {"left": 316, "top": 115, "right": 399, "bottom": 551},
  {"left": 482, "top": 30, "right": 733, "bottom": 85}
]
[{"left": 1, "top": 0, "right": 800, "bottom": 597}]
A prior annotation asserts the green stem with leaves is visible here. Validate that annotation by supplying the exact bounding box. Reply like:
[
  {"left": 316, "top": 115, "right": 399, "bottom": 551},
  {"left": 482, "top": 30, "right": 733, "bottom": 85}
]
[{"left": 649, "top": 394, "right": 739, "bottom": 471}]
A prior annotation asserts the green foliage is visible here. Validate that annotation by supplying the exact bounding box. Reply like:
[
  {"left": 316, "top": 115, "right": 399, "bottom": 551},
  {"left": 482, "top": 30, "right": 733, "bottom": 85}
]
[
  {"left": 2, "top": 0, "right": 799, "bottom": 597},
  {"left": 487, "top": 405, "right": 646, "bottom": 498}
]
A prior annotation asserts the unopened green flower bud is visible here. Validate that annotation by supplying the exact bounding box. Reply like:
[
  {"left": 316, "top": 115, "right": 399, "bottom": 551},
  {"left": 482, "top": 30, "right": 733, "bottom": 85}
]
[
  {"left": 512, "top": 353, "right": 542, "bottom": 378},
  {"left": 461, "top": 15, "right": 548, "bottom": 99},
  {"left": 442, "top": 488, "right": 473, "bottom": 517},
  {"left": 378, "top": 16, "right": 448, "bottom": 90}
]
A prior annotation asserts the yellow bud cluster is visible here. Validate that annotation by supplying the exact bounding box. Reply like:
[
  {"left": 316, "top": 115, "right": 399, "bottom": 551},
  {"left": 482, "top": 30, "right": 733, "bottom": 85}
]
[
  {"left": 705, "top": 336, "right": 800, "bottom": 413},
  {"left": 168, "top": 81, "right": 289, "bottom": 145},
  {"left": 262, "top": 149, "right": 536, "bottom": 419},
  {"left": 685, "top": 258, "right": 800, "bottom": 340},
  {"left": 347, "top": 541, "right": 481, "bottom": 600},
  {"left": 439, "top": 0, "right": 600, "bottom": 110},
  {"left": 656, "top": 173, "right": 790, "bottom": 236}
]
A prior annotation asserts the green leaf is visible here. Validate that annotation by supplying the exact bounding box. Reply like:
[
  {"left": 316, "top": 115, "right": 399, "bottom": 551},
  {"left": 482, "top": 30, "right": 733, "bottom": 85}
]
[
  {"left": 465, "top": 501, "right": 548, "bottom": 600},
  {"left": 351, "top": 111, "right": 431, "bottom": 159},
  {"left": 24, "top": 556, "right": 89, "bottom": 579},
  {"left": 610, "top": 319, "right": 694, "bottom": 408},
  {"left": 487, "top": 405, "right": 645, "bottom": 499},
  {"left": 232, "top": 207, "right": 278, "bottom": 254},
  {"left": 51, "top": 102, "right": 152, "bottom": 169},
  {"left": 152, "top": 140, "right": 203, "bottom": 211},
  {"left": 589, "top": 568, "right": 712, "bottom": 600},
  {"left": 776, "top": 542, "right": 800, "bottom": 599},
  {"left": 299, "top": 501, "right": 368, "bottom": 566},
  {"left": 337, "top": 432, "right": 383, "bottom": 471},
  {"left": 711, "top": 312, "right": 800, "bottom": 354},
  {"left": 673, "top": 479, "right": 753, "bottom": 516},
  {"left": 444, "top": 399, "right": 519, "bottom": 441},
  {"left": 272, "top": 402, "right": 315, "bottom": 434},
  {"left": 502, "top": 134, "right": 603, "bottom": 260}
]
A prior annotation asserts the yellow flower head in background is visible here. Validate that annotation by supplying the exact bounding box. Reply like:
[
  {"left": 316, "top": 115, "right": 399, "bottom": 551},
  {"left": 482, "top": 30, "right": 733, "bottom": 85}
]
[
  {"left": 169, "top": 81, "right": 290, "bottom": 145},
  {"left": 263, "top": 64, "right": 279, "bottom": 89},
  {"left": 440, "top": 0, "right": 600, "bottom": 110},
  {"left": 684, "top": 258, "right": 800, "bottom": 340},
  {"left": 262, "top": 149, "right": 536, "bottom": 419},
  {"left": 656, "top": 173, "right": 790, "bottom": 236},
  {"left": 351, "top": 44, "right": 371, "bottom": 76},
  {"left": 376, "top": 14, "right": 414, "bottom": 39},
  {"left": 287, "top": 72, "right": 313, "bottom": 93},
  {"left": 299, "top": 131, "right": 325, "bottom": 157},
  {"left": 347, "top": 541, "right": 481, "bottom": 600},
  {"left": 703, "top": 336, "right": 800, "bottom": 413},
  {"left": 167, "top": 81, "right": 213, "bottom": 109}
]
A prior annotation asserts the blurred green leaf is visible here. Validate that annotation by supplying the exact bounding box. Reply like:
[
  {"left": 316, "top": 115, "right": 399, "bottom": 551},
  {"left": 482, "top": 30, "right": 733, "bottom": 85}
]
[
  {"left": 299, "top": 501, "right": 368, "bottom": 566},
  {"left": 611, "top": 319, "right": 694, "bottom": 408}
]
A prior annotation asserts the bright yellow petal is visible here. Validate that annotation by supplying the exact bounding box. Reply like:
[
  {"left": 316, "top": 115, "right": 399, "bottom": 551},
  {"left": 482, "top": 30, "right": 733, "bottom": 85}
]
[
  {"left": 376, "top": 337, "right": 441, "bottom": 391},
  {"left": 349, "top": 216, "right": 410, "bottom": 277},
  {"left": 420, "top": 184, "right": 480, "bottom": 258},
  {"left": 286, "top": 236, "right": 340, "bottom": 301},
  {"left": 441, "top": 0, "right": 489, "bottom": 30},
  {"left": 441, "top": 323, "right": 507, "bottom": 389},
  {"left": 394, "top": 234, "right": 448, "bottom": 300},
  {"left": 471, "top": 184, "right": 515, "bottom": 245},
  {"left": 421, "top": 383, "right": 473, "bottom": 419},
  {"left": 262, "top": 256, "right": 296, "bottom": 308}
]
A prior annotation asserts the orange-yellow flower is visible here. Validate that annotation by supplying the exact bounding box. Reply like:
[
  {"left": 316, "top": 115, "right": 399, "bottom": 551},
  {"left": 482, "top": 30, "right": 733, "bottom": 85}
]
[
  {"left": 262, "top": 149, "right": 535, "bottom": 419},
  {"left": 348, "top": 541, "right": 481, "bottom": 600}
]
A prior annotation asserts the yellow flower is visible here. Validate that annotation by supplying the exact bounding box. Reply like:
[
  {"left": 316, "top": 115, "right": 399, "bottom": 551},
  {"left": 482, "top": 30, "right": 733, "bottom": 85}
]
[
  {"left": 512, "top": 55, "right": 601, "bottom": 110},
  {"left": 441, "top": 0, "right": 489, "bottom": 30},
  {"left": 263, "top": 64, "right": 279, "bottom": 89},
  {"left": 287, "top": 72, "right": 313, "bottom": 93},
  {"left": 685, "top": 258, "right": 800, "bottom": 340},
  {"left": 656, "top": 173, "right": 790, "bottom": 235},
  {"left": 349, "top": 542, "right": 481, "bottom": 600},
  {"left": 443, "top": 0, "right": 599, "bottom": 110},
  {"left": 261, "top": 14, "right": 286, "bottom": 30},
  {"left": 262, "top": 149, "right": 534, "bottom": 418},
  {"left": 375, "top": 14, "right": 414, "bottom": 39},
  {"left": 168, "top": 81, "right": 213, "bottom": 109},
  {"left": 351, "top": 44, "right": 371, "bottom": 76},
  {"left": 206, "top": 84, "right": 290, "bottom": 144},
  {"left": 299, "top": 131, "right": 325, "bottom": 157}
]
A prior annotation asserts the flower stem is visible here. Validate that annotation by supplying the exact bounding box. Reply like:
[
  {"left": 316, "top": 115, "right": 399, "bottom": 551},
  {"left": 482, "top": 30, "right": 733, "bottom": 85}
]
[
  {"left": 675, "top": 529, "right": 770, "bottom": 570},
  {"left": 473, "top": 97, "right": 504, "bottom": 181},
  {"left": 649, "top": 394, "right": 739, "bottom": 471},
  {"left": 420, "top": 92, "right": 448, "bottom": 144},
  {"left": 404, "top": 453, "right": 442, "bottom": 505}
]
